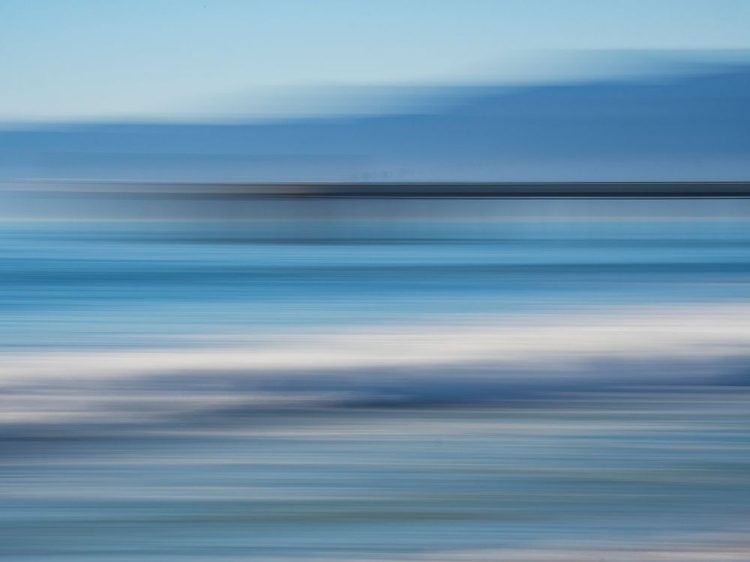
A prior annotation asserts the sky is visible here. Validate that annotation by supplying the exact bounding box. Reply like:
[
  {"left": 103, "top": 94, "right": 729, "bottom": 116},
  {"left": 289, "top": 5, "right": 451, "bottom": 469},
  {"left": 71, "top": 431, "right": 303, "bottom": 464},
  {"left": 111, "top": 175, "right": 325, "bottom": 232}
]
[{"left": 1, "top": 0, "right": 750, "bottom": 122}]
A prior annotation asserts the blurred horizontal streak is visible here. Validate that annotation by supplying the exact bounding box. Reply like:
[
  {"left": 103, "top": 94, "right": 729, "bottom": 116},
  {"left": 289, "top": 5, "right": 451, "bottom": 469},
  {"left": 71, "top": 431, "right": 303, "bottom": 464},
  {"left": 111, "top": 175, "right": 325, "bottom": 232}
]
[
  {"left": 381, "top": 539, "right": 750, "bottom": 561},
  {"left": 7, "top": 180, "right": 750, "bottom": 198},
  {"left": 1, "top": 303, "right": 750, "bottom": 428}
]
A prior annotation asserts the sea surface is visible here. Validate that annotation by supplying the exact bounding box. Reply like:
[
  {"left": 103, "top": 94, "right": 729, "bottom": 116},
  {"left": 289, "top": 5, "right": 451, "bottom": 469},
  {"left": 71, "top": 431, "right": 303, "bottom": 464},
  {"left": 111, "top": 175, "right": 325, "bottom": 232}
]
[{"left": 1, "top": 197, "right": 750, "bottom": 560}]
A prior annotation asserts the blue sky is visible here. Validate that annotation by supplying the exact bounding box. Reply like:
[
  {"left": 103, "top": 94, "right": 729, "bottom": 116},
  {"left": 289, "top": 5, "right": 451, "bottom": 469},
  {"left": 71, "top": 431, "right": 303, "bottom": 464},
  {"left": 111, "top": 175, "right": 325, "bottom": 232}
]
[{"left": 2, "top": 0, "right": 750, "bottom": 122}]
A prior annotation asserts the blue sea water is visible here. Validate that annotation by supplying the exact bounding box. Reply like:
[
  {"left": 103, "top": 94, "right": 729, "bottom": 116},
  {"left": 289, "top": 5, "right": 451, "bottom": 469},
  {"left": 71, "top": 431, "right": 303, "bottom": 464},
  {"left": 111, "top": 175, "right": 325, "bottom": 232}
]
[
  {"left": 2, "top": 397, "right": 750, "bottom": 560},
  {"left": 1, "top": 209, "right": 750, "bottom": 350},
  {"left": 1, "top": 199, "right": 750, "bottom": 559}
]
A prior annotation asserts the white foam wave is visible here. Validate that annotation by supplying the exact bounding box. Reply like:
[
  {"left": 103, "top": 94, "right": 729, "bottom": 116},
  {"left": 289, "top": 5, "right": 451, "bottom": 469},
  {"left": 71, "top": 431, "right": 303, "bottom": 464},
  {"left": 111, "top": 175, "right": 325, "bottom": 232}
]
[{"left": 2, "top": 303, "right": 749, "bottom": 424}]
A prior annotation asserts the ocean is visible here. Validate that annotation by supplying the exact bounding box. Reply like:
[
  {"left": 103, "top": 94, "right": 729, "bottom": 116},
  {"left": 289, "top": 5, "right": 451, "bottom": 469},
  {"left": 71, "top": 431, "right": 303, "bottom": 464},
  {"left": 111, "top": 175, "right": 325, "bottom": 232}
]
[{"left": 1, "top": 196, "right": 749, "bottom": 560}]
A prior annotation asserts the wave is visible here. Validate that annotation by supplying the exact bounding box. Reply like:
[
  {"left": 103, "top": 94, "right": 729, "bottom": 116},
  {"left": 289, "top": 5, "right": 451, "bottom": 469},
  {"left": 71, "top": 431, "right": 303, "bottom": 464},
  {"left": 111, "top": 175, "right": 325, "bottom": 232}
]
[{"left": 2, "top": 302, "right": 749, "bottom": 430}]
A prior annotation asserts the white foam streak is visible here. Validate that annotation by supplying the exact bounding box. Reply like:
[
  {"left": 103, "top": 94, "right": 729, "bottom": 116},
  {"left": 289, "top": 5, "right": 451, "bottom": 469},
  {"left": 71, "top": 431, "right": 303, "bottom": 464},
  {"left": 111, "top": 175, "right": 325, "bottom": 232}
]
[{"left": 2, "top": 303, "right": 749, "bottom": 386}]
